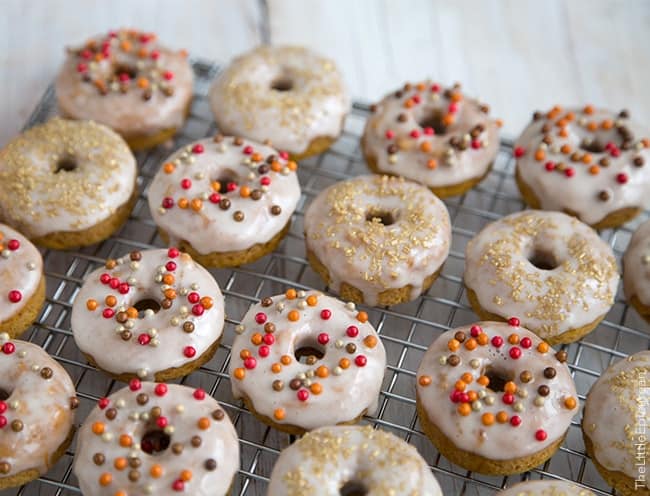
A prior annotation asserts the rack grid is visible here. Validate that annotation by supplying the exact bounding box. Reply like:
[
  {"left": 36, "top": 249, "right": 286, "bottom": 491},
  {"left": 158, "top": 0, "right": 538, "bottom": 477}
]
[{"left": 9, "top": 59, "right": 649, "bottom": 495}]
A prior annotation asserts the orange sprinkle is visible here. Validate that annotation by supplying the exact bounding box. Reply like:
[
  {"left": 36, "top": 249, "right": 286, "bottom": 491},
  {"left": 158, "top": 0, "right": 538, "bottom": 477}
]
[
  {"left": 126, "top": 307, "right": 138, "bottom": 319},
  {"left": 584, "top": 104, "right": 595, "bottom": 115},
  {"left": 137, "top": 77, "right": 149, "bottom": 89},
  {"left": 339, "top": 358, "right": 351, "bottom": 369},
  {"left": 416, "top": 82, "right": 426, "bottom": 91},
  {"left": 119, "top": 434, "right": 132, "bottom": 447},
  {"left": 274, "top": 408, "right": 286, "bottom": 420},
  {"left": 357, "top": 311, "right": 369, "bottom": 323},
  {"left": 560, "top": 144, "right": 572, "bottom": 154},
  {"left": 496, "top": 411, "right": 509, "bottom": 423},
  {"left": 582, "top": 153, "right": 593, "bottom": 164},
  {"left": 564, "top": 396, "right": 577, "bottom": 409},
  {"left": 287, "top": 310, "right": 300, "bottom": 321},
  {"left": 454, "top": 380, "right": 466, "bottom": 391},
  {"left": 94, "top": 53, "right": 104, "bottom": 62},
  {"left": 418, "top": 375, "right": 432, "bottom": 386},
  {"left": 565, "top": 112, "right": 575, "bottom": 122},
  {"left": 270, "top": 161, "right": 282, "bottom": 172},
  {"left": 200, "top": 296, "right": 213, "bottom": 309},
  {"left": 601, "top": 119, "right": 614, "bottom": 130},
  {"left": 587, "top": 121, "right": 598, "bottom": 131},
  {"left": 316, "top": 365, "right": 329, "bottom": 378},
  {"left": 481, "top": 412, "right": 495, "bottom": 426},
  {"left": 150, "top": 464, "right": 163, "bottom": 478},
  {"left": 461, "top": 372, "right": 473, "bottom": 384},
  {"left": 92, "top": 422, "right": 105, "bottom": 435},
  {"left": 233, "top": 368, "right": 245, "bottom": 380},
  {"left": 534, "top": 149, "right": 545, "bottom": 161},
  {"left": 504, "top": 381, "right": 517, "bottom": 394},
  {"left": 285, "top": 289, "right": 297, "bottom": 299},
  {"left": 162, "top": 274, "right": 175, "bottom": 285},
  {"left": 180, "top": 470, "right": 193, "bottom": 482},
  {"left": 114, "top": 457, "right": 128, "bottom": 470},
  {"left": 427, "top": 158, "right": 438, "bottom": 169},
  {"left": 287, "top": 160, "right": 298, "bottom": 171},
  {"left": 191, "top": 198, "right": 203, "bottom": 212},
  {"left": 464, "top": 338, "right": 477, "bottom": 350},
  {"left": 271, "top": 363, "right": 282, "bottom": 373},
  {"left": 589, "top": 165, "right": 600, "bottom": 175},
  {"left": 120, "top": 40, "right": 132, "bottom": 52},
  {"left": 115, "top": 491, "right": 127, "bottom": 496},
  {"left": 457, "top": 403, "right": 471, "bottom": 416},
  {"left": 404, "top": 99, "right": 415, "bottom": 109},
  {"left": 442, "top": 113, "right": 455, "bottom": 126},
  {"left": 420, "top": 141, "right": 432, "bottom": 153},
  {"left": 178, "top": 198, "right": 189, "bottom": 209},
  {"left": 477, "top": 375, "right": 490, "bottom": 387},
  {"left": 508, "top": 333, "right": 520, "bottom": 345},
  {"left": 251, "top": 153, "right": 263, "bottom": 162},
  {"left": 467, "top": 390, "right": 478, "bottom": 402},
  {"left": 306, "top": 295, "right": 318, "bottom": 306},
  {"left": 105, "top": 295, "right": 117, "bottom": 307},
  {"left": 211, "top": 181, "right": 221, "bottom": 192},
  {"left": 240, "top": 186, "right": 251, "bottom": 198},
  {"left": 137, "top": 47, "right": 148, "bottom": 58},
  {"left": 495, "top": 118, "right": 504, "bottom": 128},
  {"left": 556, "top": 118, "right": 568, "bottom": 128},
  {"left": 163, "top": 162, "right": 175, "bottom": 174},
  {"left": 251, "top": 333, "right": 263, "bottom": 345},
  {"left": 643, "top": 138, "right": 650, "bottom": 148},
  {"left": 537, "top": 342, "right": 549, "bottom": 353},
  {"left": 86, "top": 299, "right": 98, "bottom": 311},
  {"left": 448, "top": 339, "right": 460, "bottom": 351},
  {"left": 310, "top": 383, "right": 323, "bottom": 395},
  {"left": 197, "top": 417, "right": 210, "bottom": 430},
  {"left": 280, "top": 355, "right": 292, "bottom": 365},
  {"left": 477, "top": 333, "right": 489, "bottom": 346},
  {"left": 558, "top": 128, "right": 568, "bottom": 138},
  {"left": 450, "top": 91, "right": 463, "bottom": 102},
  {"left": 164, "top": 289, "right": 176, "bottom": 300},
  {"left": 240, "top": 349, "right": 251, "bottom": 359},
  {"left": 99, "top": 472, "right": 112, "bottom": 486},
  {"left": 363, "top": 335, "right": 378, "bottom": 348}
]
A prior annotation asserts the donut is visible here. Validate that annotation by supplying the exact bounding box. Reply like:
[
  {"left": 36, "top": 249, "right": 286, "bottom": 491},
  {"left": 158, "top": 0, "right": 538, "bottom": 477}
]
[
  {"left": 464, "top": 210, "right": 619, "bottom": 345},
  {"left": 148, "top": 134, "right": 301, "bottom": 267},
  {"left": 583, "top": 351, "right": 650, "bottom": 496},
  {"left": 229, "top": 290, "right": 386, "bottom": 434},
  {"left": 71, "top": 248, "right": 224, "bottom": 382},
  {"left": 514, "top": 105, "right": 650, "bottom": 229},
  {"left": 267, "top": 425, "right": 442, "bottom": 495},
  {"left": 56, "top": 28, "right": 193, "bottom": 150},
  {"left": 498, "top": 480, "right": 594, "bottom": 496},
  {"left": 73, "top": 382, "right": 239, "bottom": 496},
  {"left": 209, "top": 45, "right": 349, "bottom": 160},
  {"left": 304, "top": 174, "right": 451, "bottom": 306},
  {"left": 0, "top": 118, "right": 137, "bottom": 249},
  {"left": 623, "top": 219, "right": 650, "bottom": 322},
  {"left": 0, "top": 335, "right": 78, "bottom": 489},
  {"left": 362, "top": 81, "right": 500, "bottom": 198},
  {"left": 416, "top": 321, "right": 578, "bottom": 475},
  {"left": 0, "top": 224, "right": 45, "bottom": 338}
]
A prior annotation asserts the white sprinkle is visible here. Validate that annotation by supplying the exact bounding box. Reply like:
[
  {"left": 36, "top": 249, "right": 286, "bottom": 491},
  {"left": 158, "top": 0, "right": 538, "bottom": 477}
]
[
  {"left": 26, "top": 262, "right": 36, "bottom": 271},
  {"left": 534, "top": 396, "right": 545, "bottom": 407},
  {"left": 170, "top": 317, "right": 180, "bottom": 326},
  {"left": 9, "top": 400, "right": 19, "bottom": 410},
  {"left": 164, "top": 426, "right": 175, "bottom": 435},
  {"left": 388, "top": 154, "right": 398, "bottom": 164},
  {"left": 276, "top": 302, "right": 285, "bottom": 312},
  {"left": 297, "top": 290, "right": 306, "bottom": 298},
  {"left": 469, "top": 359, "right": 480, "bottom": 369},
  {"left": 335, "top": 340, "right": 344, "bottom": 349},
  {"left": 345, "top": 302, "right": 356, "bottom": 311},
  {"left": 137, "top": 368, "right": 149, "bottom": 379},
  {"left": 333, "top": 366, "right": 343, "bottom": 376},
  {"left": 484, "top": 395, "right": 495, "bottom": 406},
  {"left": 478, "top": 390, "right": 487, "bottom": 399},
  {"left": 513, "top": 402, "right": 524, "bottom": 412},
  {"left": 235, "top": 325, "right": 245, "bottom": 334},
  {"left": 190, "top": 283, "right": 199, "bottom": 290},
  {"left": 438, "top": 356, "right": 447, "bottom": 365},
  {"left": 471, "top": 401, "right": 482, "bottom": 411},
  {"left": 102, "top": 432, "right": 114, "bottom": 442},
  {"left": 297, "top": 301, "right": 307, "bottom": 309},
  {"left": 17, "top": 350, "right": 26, "bottom": 359},
  {"left": 127, "top": 277, "right": 137, "bottom": 285},
  {"left": 176, "top": 404, "right": 185, "bottom": 413},
  {"left": 115, "top": 399, "right": 126, "bottom": 409}
]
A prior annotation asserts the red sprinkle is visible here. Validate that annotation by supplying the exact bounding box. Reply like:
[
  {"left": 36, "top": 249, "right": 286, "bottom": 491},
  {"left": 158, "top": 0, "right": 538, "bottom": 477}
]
[
  {"left": 510, "top": 415, "right": 522, "bottom": 427},
  {"left": 617, "top": 173, "right": 628, "bottom": 184},
  {"left": 385, "top": 130, "right": 395, "bottom": 139},
  {"left": 545, "top": 161, "right": 555, "bottom": 171},
  {"left": 155, "top": 384, "right": 168, "bottom": 396},
  {"left": 109, "top": 278, "right": 120, "bottom": 290},
  {"left": 412, "top": 95, "right": 421, "bottom": 104},
  {"left": 227, "top": 181, "right": 238, "bottom": 192},
  {"left": 184, "top": 346, "right": 196, "bottom": 358},
  {"left": 347, "top": 326, "right": 359, "bottom": 337},
  {"left": 193, "top": 388, "right": 206, "bottom": 400},
  {"left": 118, "top": 283, "right": 130, "bottom": 295},
  {"left": 168, "top": 248, "right": 180, "bottom": 258},
  {"left": 520, "top": 337, "right": 532, "bottom": 349},
  {"left": 410, "top": 129, "right": 421, "bottom": 139},
  {"left": 260, "top": 177, "right": 271, "bottom": 186},
  {"left": 0, "top": 416, "right": 6, "bottom": 428},
  {"left": 243, "top": 145, "right": 254, "bottom": 155},
  {"left": 491, "top": 336, "right": 504, "bottom": 348},
  {"left": 297, "top": 389, "right": 309, "bottom": 401},
  {"left": 209, "top": 193, "right": 221, "bottom": 204},
  {"left": 0, "top": 402, "right": 6, "bottom": 414},
  {"left": 7, "top": 239, "right": 18, "bottom": 250},
  {"left": 2, "top": 343, "right": 15, "bottom": 355},
  {"left": 162, "top": 197, "right": 174, "bottom": 209},
  {"left": 423, "top": 127, "right": 435, "bottom": 136},
  {"left": 471, "top": 139, "right": 481, "bottom": 149},
  {"left": 263, "top": 334, "right": 275, "bottom": 345},
  {"left": 565, "top": 168, "right": 575, "bottom": 178},
  {"left": 255, "top": 312, "right": 267, "bottom": 324},
  {"left": 191, "top": 304, "right": 205, "bottom": 316},
  {"left": 320, "top": 309, "right": 332, "bottom": 320},
  {"left": 98, "top": 398, "right": 110, "bottom": 409},
  {"left": 355, "top": 355, "right": 367, "bottom": 367},
  {"left": 100, "top": 273, "right": 111, "bottom": 284},
  {"left": 172, "top": 480, "right": 184, "bottom": 491},
  {"left": 166, "top": 261, "right": 177, "bottom": 271},
  {"left": 138, "top": 334, "right": 151, "bottom": 345},
  {"left": 244, "top": 357, "right": 257, "bottom": 369},
  {"left": 509, "top": 347, "right": 522, "bottom": 359},
  {"left": 180, "top": 178, "right": 192, "bottom": 189},
  {"left": 187, "top": 292, "right": 200, "bottom": 304},
  {"left": 8, "top": 290, "right": 21, "bottom": 303},
  {"left": 279, "top": 151, "right": 289, "bottom": 160},
  {"left": 156, "top": 416, "right": 168, "bottom": 428},
  {"left": 118, "top": 72, "right": 130, "bottom": 82},
  {"left": 317, "top": 333, "right": 329, "bottom": 345},
  {"left": 102, "top": 308, "right": 115, "bottom": 319},
  {"left": 431, "top": 84, "right": 440, "bottom": 92},
  {"left": 535, "top": 429, "right": 548, "bottom": 441},
  {"left": 470, "top": 325, "right": 482, "bottom": 337},
  {"left": 502, "top": 393, "right": 515, "bottom": 405},
  {"left": 258, "top": 345, "right": 270, "bottom": 357},
  {"left": 150, "top": 50, "right": 160, "bottom": 60},
  {"left": 508, "top": 317, "right": 520, "bottom": 327},
  {"left": 163, "top": 70, "right": 174, "bottom": 81},
  {"left": 192, "top": 143, "right": 204, "bottom": 154},
  {"left": 77, "top": 62, "right": 88, "bottom": 73},
  {"left": 448, "top": 102, "right": 458, "bottom": 114},
  {"left": 514, "top": 146, "right": 526, "bottom": 158},
  {"left": 129, "top": 378, "right": 142, "bottom": 391},
  {"left": 80, "top": 49, "right": 92, "bottom": 60}
]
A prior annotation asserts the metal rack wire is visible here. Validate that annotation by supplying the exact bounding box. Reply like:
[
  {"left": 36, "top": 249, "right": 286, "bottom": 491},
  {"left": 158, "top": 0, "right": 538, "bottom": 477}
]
[{"left": 8, "top": 59, "right": 648, "bottom": 495}]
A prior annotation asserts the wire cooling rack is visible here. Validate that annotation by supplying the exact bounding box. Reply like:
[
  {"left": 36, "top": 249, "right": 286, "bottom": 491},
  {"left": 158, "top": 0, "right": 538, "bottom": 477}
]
[{"left": 8, "top": 59, "right": 649, "bottom": 496}]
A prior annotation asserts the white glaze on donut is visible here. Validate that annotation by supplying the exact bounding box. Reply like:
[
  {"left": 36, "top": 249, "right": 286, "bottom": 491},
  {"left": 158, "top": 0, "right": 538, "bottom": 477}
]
[
  {"left": 56, "top": 29, "right": 193, "bottom": 139},
  {"left": 229, "top": 291, "right": 386, "bottom": 432},
  {"left": 0, "top": 224, "right": 43, "bottom": 324},
  {"left": 148, "top": 136, "right": 300, "bottom": 254},
  {"left": 0, "top": 118, "right": 136, "bottom": 238},
  {"left": 209, "top": 45, "right": 349, "bottom": 155},
  {"left": 623, "top": 219, "right": 650, "bottom": 306},
  {"left": 464, "top": 210, "right": 619, "bottom": 341},
  {"left": 498, "top": 480, "right": 595, "bottom": 495},
  {"left": 416, "top": 321, "right": 578, "bottom": 460},
  {"left": 583, "top": 351, "right": 650, "bottom": 487},
  {"left": 73, "top": 382, "right": 239, "bottom": 496},
  {"left": 267, "top": 425, "right": 442, "bottom": 495},
  {"left": 71, "top": 248, "right": 224, "bottom": 379},
  {"left": 0, "top": 336, "right": 77, "bottom": 479},
  {"left": 363, "top": 81, "right": 500, "bottom": 189},
  {"left": 515, "top": 105, "right": 650, "bottom": 226},
  {"left": 304, "top": 175, "right": 451, "bottom": 306}
]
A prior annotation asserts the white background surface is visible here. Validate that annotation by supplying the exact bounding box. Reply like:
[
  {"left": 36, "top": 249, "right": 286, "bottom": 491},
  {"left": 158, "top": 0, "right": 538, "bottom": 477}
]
[{"left": 2, "top": 0, "right": 650, "bottom": 145}]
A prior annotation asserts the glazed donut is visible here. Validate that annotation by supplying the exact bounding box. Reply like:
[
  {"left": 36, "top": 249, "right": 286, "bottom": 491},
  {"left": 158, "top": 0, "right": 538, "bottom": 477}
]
[
  {"left": 0, "top": 336, "right": 78, "bottom": 489},
  {"left": 583, "top": 351, "right": 650, "bottom": 496},
  {"left": 71, "top": 248, "right": 224, "bottom": 382},
  {"left": 56, "top": 28, "right": 193, "bottom": 150},
  {"left": 515, "top": 105, "right": 650, "bottom": 229},
  {"left": 73, "top": 382, "right": 239, "bottom": 496},
  {"left": 362, "top": 80, "right": 500, "bottom": 198},
  {"left": 148, "top": 134, "right": 301, "bottom": 268},
  {"left": 623, "top": 219, "right": 650, "bottom": 322},
  {"left": 416, "top": 321, "right": 578, "bottom": 475},
  {"left": 304, "top": 174, "right": 451, "bottom": 306},
  {"left": 267, "top": 425, "right": 442, "bottom": 495},
  {"left": 229, "top": 290, "right": 386, "bottom": 434},
  {"left": 209, "top": 45, "right": 349, "bottom": 159},
  {"left": 498, "top": 481, "right": 594, "bottom": 496},
  {"left": 0, "top": 118, "right": 137, "bottom": 249},
  {"left": 0, "top": 224, "right": 45, "bottom": 338},
  {"left": 464, "top": 210, "right": 619, "bottom": 345}
]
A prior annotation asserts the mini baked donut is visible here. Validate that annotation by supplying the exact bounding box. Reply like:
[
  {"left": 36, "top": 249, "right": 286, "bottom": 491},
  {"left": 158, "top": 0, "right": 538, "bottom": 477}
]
[
  {"left": 0, "top": 224, "right": 45, "bottom": 338},
  {"left": 583, "top": 351, "right": 650, "bottom": 496},
  {"left": 362, "top": 81, "right": 500, "bottom": 198},
  {"left": 515, "top": 105, "right": 650, "bottom": 229},
  {"left": 464, "top": 210, "right": 619, "bottom": 345},
  {"left": 229, "top": 290, "right": 386, "bottom": 434},
  {"left": 304, "top": 174, "right": 451, "bottom": 306},
  {"left": 71, "top": 248, "right": 224, "bottom": 382},
  {"left": 74, "top": 382, "right": 239, "bottom": 496},
  {"left": 148, "top": 135, "right": 300, "bottom": 267},
  {"left": 623, "top": 219, "right": 650, "bottom": 322},
  {"left": 267, "top": 425, "right": 442, "bottom": 495},
  {"left": 209, "top": 45, "right": 349, "bottom": 160},
  {"left": 56, "top": 28, "right": 193, "bottom": 150},
  {"left": 0, "top": 335, "right": 78, "bottom": 489},
  {"left": 416, "top": 321, "right": 578, "bottom": 475},
  {"left": 498, "top": 480, "right": 595, "bottom": 496},
  {"left": 0, "top": 118, "right": 137, "bottom": 249}
]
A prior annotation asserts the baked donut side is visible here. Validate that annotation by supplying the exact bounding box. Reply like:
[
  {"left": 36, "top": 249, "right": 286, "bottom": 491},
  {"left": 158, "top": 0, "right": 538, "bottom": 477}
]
[
  {"left": 362, "top": 81, "right": 500, "bottom": 198},
  {"left": 229, "top": 290, "right": 386, "bottom": 434},
  {"left": 416, "top": 321, "right": 578, "bottom": 475},
  {"left": 515, "top": 105, "right": 650, "bottom": 229},
  {"left": 497, "top": 480, "right": 595, "bottom": 495},
  {"left": 623, "top": 219, "right": 650, "bottom": 323},
  {"left": 56, "top": 29, "right": 194, "bottom": 150}
]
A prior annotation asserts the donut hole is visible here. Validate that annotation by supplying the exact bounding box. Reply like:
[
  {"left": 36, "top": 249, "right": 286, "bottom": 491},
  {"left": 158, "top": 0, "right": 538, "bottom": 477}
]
[
  {"left": 140, "top": 429, "right": 171, "bottom": 455},
  {"left": 133, "top": 298, "right": 162, "bottom": 318},
  {"left": 417, "top": 109, "right": 448, "bottom": 135},
  {"left": 54, "top": 156, "right": 78, "bottom": 174},
  {"left": 580, "top": 138, "right": 606, "bottom": 154},
  {"left": 294, "top": 339, "right": 326, "bottom": 365},
  {"left": 214, "top": 171, "right": 239, "bottom": 194},
  {"left": 113, "top": 63, "right": 138, "bottom": 80},
  {"left": 270, "top": 76, "right": 294, "bottom": 92},
  {"left": 339, "top": 481, "right": 368, "bottom": 496},
  {"left": 483, "top": 365, "right": 515, "bottom": 393},
  {"left": 528, "top": 248, "right": 559, "bottom": 271},
  {"left": 0, "top": 388, "right": 11, "bottom": 401},
  {"left": 365, "top": 209, "right": 398, "bottom": 226}
]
